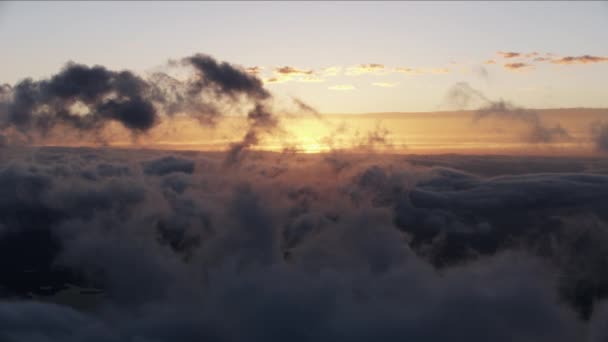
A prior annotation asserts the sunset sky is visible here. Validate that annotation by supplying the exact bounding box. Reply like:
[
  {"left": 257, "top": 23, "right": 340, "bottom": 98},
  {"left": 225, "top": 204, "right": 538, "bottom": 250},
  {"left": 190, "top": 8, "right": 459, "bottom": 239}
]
[
  {"left": 4, "top": 3, "right": 608, "bottom": 340},
  {"left": 1, "top": 1, "right": 607, "bottom": 113}
]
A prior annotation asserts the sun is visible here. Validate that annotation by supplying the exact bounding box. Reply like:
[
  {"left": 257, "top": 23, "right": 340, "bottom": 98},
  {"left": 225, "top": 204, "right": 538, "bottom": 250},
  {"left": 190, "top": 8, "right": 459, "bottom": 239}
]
[{"left": 300, "top": 142, "right": 324, "bottom": 154}]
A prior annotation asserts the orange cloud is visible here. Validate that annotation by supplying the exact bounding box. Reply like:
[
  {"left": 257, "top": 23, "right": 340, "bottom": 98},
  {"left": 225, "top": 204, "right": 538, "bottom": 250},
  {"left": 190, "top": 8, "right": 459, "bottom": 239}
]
[
  {"left": 550, "top": 55, "right": 608, "bottom": 65},
  {"left": 346, "top": 63, "right": 385, "bottom": 76},
  {"left": 275, "top": 66, "right": 313, "bottom": 75},
  {"left": 245, "top": 66, "right": 263, "bottom": 75},
  {"left": 533, "top": 57, "right": 551, "bottom": 62},
  {"left": 497, "top": 51, "right": 521, "bottom": 58},
  {"left": 484, "top": 59, "right": 496, "bottom": 64},
  {"left": 504, "top": 62, "right": 533, "bottom": 71},
  {"left": 263, "top": 77, "right": 282, "bottom": 84}
]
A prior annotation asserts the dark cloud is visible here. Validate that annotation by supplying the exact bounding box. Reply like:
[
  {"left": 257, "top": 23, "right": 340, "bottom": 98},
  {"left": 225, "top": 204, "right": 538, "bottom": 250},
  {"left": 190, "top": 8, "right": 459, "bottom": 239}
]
[
  {"left": 184, "top": 53, "right": 270, "bottom": 101},
  {"left": 0, "top": 54, "right": 302, "bottom": 164},
  {"left": 141, "top": 156, "right": 195, "bottom": 176},
  {"left": 0, "top": 147, "right": 607, "bottom": 339},
  {"left": 0, "top": 63, "right": 158, "bottom": 136}
]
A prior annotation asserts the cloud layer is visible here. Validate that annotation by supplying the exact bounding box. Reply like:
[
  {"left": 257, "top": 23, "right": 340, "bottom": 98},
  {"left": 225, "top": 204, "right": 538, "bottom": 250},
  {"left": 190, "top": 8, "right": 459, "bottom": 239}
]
[{"left": 0, "top": 146, "right": 607, "bottom": 340}]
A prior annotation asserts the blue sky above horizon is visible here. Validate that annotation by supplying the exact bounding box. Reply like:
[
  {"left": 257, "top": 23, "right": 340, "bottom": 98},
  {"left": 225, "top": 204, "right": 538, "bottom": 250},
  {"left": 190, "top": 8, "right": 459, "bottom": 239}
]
[{"left": 0, "top": 1, "right": 607, "bottom": 113}]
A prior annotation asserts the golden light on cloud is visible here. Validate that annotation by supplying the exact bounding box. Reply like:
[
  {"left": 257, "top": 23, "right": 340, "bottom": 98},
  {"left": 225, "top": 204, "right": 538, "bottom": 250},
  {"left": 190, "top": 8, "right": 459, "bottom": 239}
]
[
  {"left": 497, "top": 51, "right": 521, "bottom": 58},
  {"left": 551, "top": 55, "right": 608, "bottom": 65},
  {"left": 245, "top": 66, "right": 263, "bottom": 75},
  {"left": 395, "top": 67, "right": 423, "bottom": 75},
  {"left": 504, "top": 62, "right": 534, "bottom": 71},
  {"left": 322, "top": 66, "right": 342, "bottom": 77},
  {"left": 328, "top": 84, "right": 355, "bottom": 91},
  {"left": 298, "top": 75, "right": 325, "bottom": 83},
  {"left": 346, "top": 63, "right": 385, "bottom": 76},
  {"left": 275, "top": 66, "right": 313, "bottom": 75},
  {"left": 372, "top": 82, "right": 399, "bottom": 88},
  {"left": 428, "top": 68, "right": 450, "bottom": 74}
]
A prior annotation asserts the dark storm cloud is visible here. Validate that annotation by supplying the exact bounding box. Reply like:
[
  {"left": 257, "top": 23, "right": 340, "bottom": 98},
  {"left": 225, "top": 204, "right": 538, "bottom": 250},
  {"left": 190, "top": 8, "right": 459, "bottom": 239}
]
[
  {"left": 183, "top": 53, "right": 270, "bottom": 101},
  {"left": 0, "top": 53, "right": 293, "bottom": 163},
  {"left": 0, "top": 63, "right": 158, "bottom": 135}
]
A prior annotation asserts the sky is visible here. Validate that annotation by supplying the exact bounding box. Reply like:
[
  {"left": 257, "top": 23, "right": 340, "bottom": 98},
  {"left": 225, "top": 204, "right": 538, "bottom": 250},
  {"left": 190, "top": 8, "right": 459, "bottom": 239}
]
[
  {"left": 4, "top": 4, "right": 608, "bottom": 339},
  {"left": 0, "top": 1, "right": 607, "bottom": 113}
]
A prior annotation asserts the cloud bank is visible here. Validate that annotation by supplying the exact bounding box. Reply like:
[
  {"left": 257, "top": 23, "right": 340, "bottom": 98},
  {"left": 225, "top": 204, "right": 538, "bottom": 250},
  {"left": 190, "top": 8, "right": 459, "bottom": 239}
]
[{"left": 0, "top": 146, "right": 607, "bottom": 341}]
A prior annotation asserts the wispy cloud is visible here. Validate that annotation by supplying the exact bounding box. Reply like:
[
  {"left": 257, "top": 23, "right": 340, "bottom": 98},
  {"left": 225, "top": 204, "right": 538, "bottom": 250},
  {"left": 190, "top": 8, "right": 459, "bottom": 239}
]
[
  {"left": 275, "top": 66, "right": 314, "bottom": 75},
  {"left": 394, "top": 67, "right": 450, "bottom": 75},
  {"left": 322, "top": 66, "right": 342, "bottom": 77},
  {"left": 504, "top": 62, "right": 533, "bottom": 71},
  {"left": 551, "top": 55, "right": 608, "bottom": 65},
  {"left": 372, "top": 82, "right": 399, "bottom": 88},
  {"left": 394, "top": 67, "right": 423, "bottom": 75},
  {"left": 346, "top": 63, "right": 386, "bottom": 76},
  {"left": 428, "top": 68, "right": 450, "bottom": 74},
  {"left": 263, "top": 65, "right": 324, "bottom": 84},
  {"left": 533, "top": 57, "right": 551, "bottom": 62},
  {"left": 497, "top": 51, "right": 521, "bottom": 59},
  {"left": 298, "top": 75, "right": 325, "bottom": 83},
  {"left": 245, "top": 66, "right": 263, "bottom": 75},
  {"left": 484, "top": 59, "right": 496, "bottom": 65},
  {"left": 328, "top": 84, "right": 355, "bottom": 91}
]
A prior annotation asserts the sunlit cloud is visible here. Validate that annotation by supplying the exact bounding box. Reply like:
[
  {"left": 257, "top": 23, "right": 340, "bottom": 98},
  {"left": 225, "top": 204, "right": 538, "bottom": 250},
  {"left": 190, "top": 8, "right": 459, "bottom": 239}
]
[
  {"left": 245, "top": 66, "right": 263, "bottom": 75},
  {"left": 263, "top": 65, "right": 324, "bottom": 84},
  {"left": 484, "top": 59, "right": 496, "bottom": 64},
  {"left": 533, "top": 57, "right": 551, "bottom": 62},
  {"left": 275, "top": 66, "right": 314, "bottom": 75},
  {"left": 322, "top": 66, "right": 342, "bottom": 77},
  {"left": 346, "top": 63, "right": 386, "bottom": 76},
  {"left": 504, "top": 62, "right": 534, "bottom": 71},
  {"left": 263, "top": 76, "right": 285, "bottom": 84},
  {"left": 497, "top": 51, "right": 521, "bottom": 58},
  {"left": 372, "top": 82, "right": 399, "bottom": 88},
  {"left": 550, "top": 55, "right": 608, "bottom": 65},
  {"left": 298, "top": 75, "right": 326, "bottom": 83},
  {"left": 428, "top": 68, "right": 450, "bottom": 74},
  {"left": 394, "top": 67, "right": 423, "bottom": 75},
  {"left": 328, "top": 84, "right": 355, "bottom": 91},
  {"left": 395, "top": 67, "right": 450, "bottom": 75}
]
